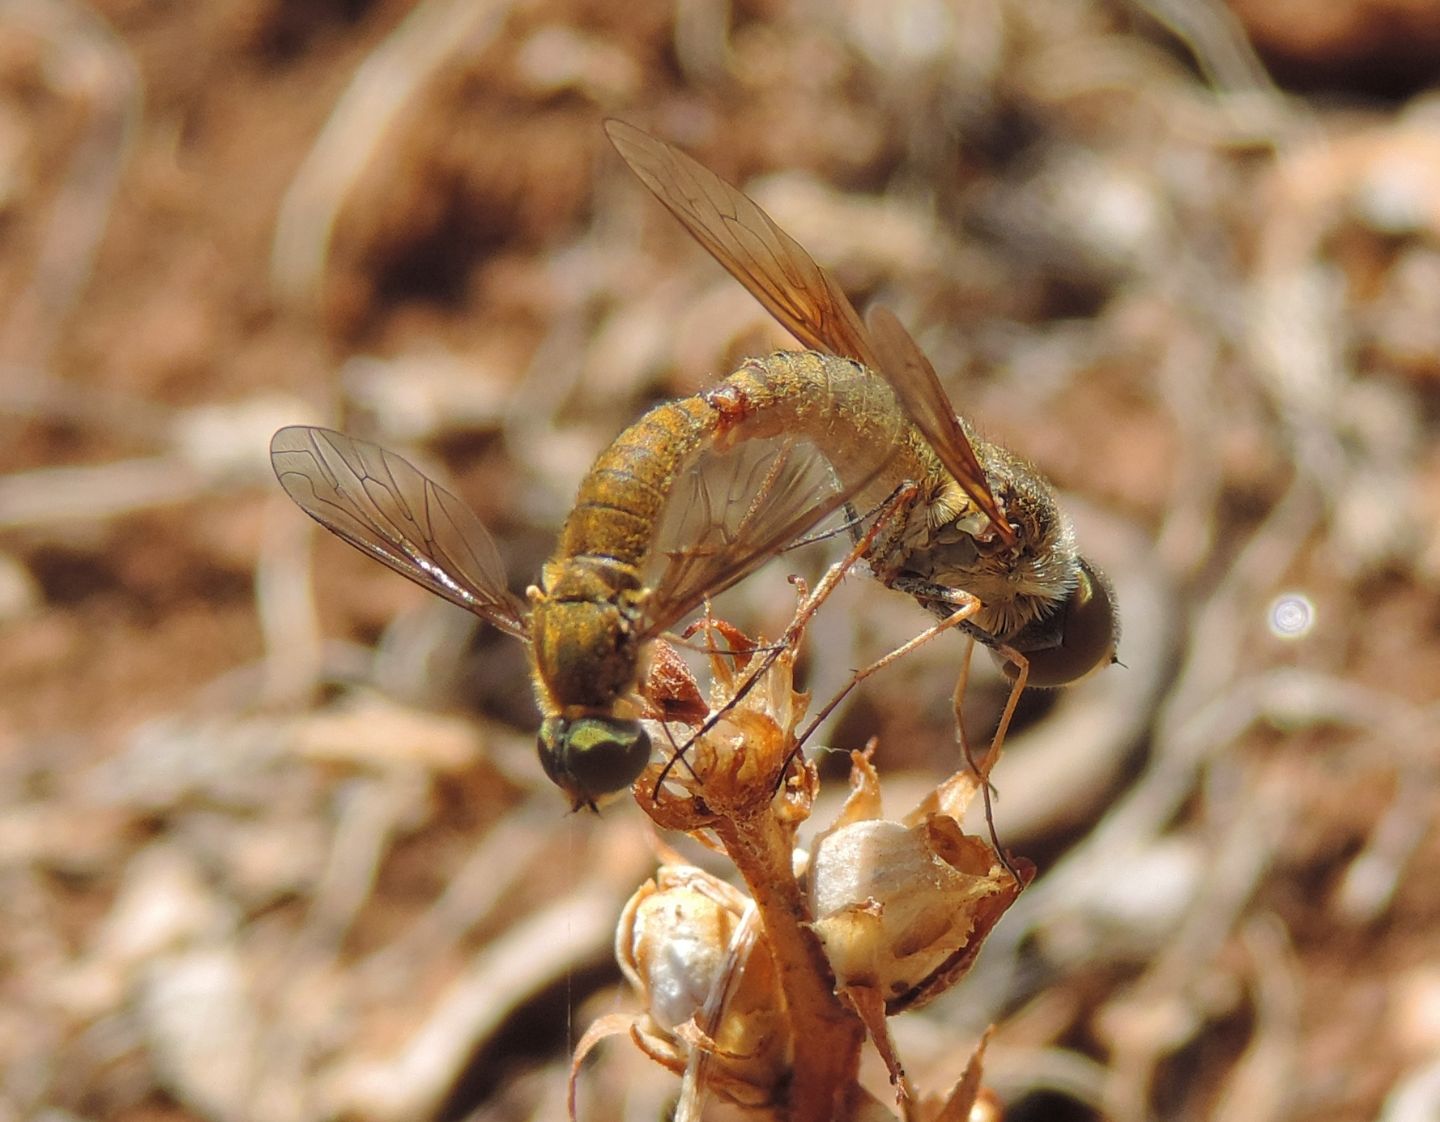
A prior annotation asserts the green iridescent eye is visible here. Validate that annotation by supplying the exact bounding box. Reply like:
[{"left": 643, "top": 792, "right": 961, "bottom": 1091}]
[{"left": 537, "top": 717, "right": 652, "bottom": 810}]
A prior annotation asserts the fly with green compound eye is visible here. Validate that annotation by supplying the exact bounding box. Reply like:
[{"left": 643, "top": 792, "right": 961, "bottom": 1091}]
[
  {"left": 270, "top": 382, "right": 891, "bottom": 811},
  {"left": 270, "top": 122, "right": 1118, "bottom": 812}
]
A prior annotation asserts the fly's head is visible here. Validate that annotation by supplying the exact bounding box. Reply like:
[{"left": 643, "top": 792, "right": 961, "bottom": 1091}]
[
  {"left": 538, "top": 714, "right": 653, "bottom": 812},
  {"left": 978, "top": 449, "right": 1119, "bottom": 686},
  {"left": 1000, "top": 556, "right": 1119, "bottom": 686}
]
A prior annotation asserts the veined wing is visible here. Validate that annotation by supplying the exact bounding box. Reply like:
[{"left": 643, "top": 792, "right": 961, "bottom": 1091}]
[
  {"left": 866, "top": 306, "right": 1016, "bottom": 546},
  {"left": 270, "top": 426, "right": 529, "bottom": 639},
  {"left": 606, "top": 119, "right": 883, "bottom": 373},
  {"left": 606, "top": 120, "right": 1014, "bottom": 546},
  {"left": 640, "top": 434, "right": 851, "bottom": 636}
]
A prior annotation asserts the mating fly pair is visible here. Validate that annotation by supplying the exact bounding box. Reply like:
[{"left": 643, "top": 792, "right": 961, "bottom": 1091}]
[{"left": 270, "top": 121, "right": 1119, "bottom": 810}]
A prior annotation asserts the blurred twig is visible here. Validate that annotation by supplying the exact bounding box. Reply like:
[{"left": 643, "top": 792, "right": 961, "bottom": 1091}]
[
  {"left": 0, "top": 0, "right": 139, "bottom": 376},
  {"left": 270, "top": 0, "right": 515, "bottom": 311}
]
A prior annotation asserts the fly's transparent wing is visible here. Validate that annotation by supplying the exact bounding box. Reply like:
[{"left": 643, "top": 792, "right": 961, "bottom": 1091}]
[
  {"left": 607, "top": 120, "right": 1015, "bottom": 548},
  {"left": 270, "top": 426, "right": 529, "bottom": 638},
  {"left": 606, "top": 119, "right": 883, "bottom": 372},
  {"left": 639, "top": 434, "right": 850, "bottom": 636},
  {"left": 865, "top": 306, "right": 1016, "bottom": 545}
]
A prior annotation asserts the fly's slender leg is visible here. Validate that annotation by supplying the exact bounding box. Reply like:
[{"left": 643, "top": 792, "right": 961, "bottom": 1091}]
[
  {"left": 651, "top": 482, "right": 923, "bottom": 797},
  {"left": 793, "top": 595, "right": 982, "bottom": 749},
  {"left": 947, "top": 633, "right": 1033, "bottom": 885}
]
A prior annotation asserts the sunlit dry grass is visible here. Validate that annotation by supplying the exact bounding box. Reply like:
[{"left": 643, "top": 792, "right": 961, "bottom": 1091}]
[{"left": 2, "top": 0, "right": 1438, "bottom": 1120}]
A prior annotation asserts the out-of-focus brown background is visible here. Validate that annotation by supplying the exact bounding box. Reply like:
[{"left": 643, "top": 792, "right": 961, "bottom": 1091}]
[{"left": 3, "top": 0, "right": 1438, "bottom": 1119}]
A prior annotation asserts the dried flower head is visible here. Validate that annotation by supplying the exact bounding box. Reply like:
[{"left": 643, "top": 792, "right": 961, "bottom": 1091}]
[
  {"left": 808, "top": 750, "right": 1031, "bottom": 1016},
  {"left": 581, "top": 594, "right": 1029, "bottom": 1119},
  {"left": 635, "top": 617, "right": 817, "bottom": 832},
  {"left": 615, "top": 864, "right": 791, "bottom": 1107}
]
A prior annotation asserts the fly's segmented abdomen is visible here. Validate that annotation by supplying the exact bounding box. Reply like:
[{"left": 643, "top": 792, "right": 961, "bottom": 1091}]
[
  {"left": 558, "top": 394, "right": 722, "bottom": 576},
  {"left": 530, "top": 346, "right": 920, "bottom": 725},
  {"left": 554, "top": 349, "right": 913, "bottom": 579},
  {"left": 706, "top": 351, "right": 909, "bottom": 487}
]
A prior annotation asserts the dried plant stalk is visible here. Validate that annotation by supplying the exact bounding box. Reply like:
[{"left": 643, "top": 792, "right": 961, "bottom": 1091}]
[{"left": 580, "top": 581, "right": 1028, "bottom": 1121}]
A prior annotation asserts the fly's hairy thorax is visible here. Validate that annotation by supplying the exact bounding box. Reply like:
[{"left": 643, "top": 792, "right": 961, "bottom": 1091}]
[
  {"left": 882, "top": 436, "right": 1080, "bottom": 639},
  {"left": 527, "top": 559, "right": 646, "bottom": 715}
]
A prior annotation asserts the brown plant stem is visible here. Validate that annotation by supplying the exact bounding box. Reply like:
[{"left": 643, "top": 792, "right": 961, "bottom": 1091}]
[{"left": 713, "top": 806, "right": 865, "bottom": 1122}]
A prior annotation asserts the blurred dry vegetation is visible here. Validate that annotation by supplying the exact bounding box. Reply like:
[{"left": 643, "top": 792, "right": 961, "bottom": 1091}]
[{"left": 2, "top": 0, "right": 1439, "bottom": 1119}]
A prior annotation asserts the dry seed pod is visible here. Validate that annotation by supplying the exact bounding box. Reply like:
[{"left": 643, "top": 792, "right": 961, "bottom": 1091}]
[
  {"left": 637, "top": 623, "right": 818, "bottom": 830},
  {"left": 616, "top": 865, "right": 792, "bottom": 1106},
  {"left": 808, "top": 752, "right": 1028, "bottom": 1014}
]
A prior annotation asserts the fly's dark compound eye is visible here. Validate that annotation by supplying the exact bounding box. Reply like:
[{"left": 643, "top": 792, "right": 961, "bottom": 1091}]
[
  {"left": 1007, "top": 558, "right": 1119, "bottom": 688},
  {"left": 537, "top": 716, "right": 652, "bottom": 811}
]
